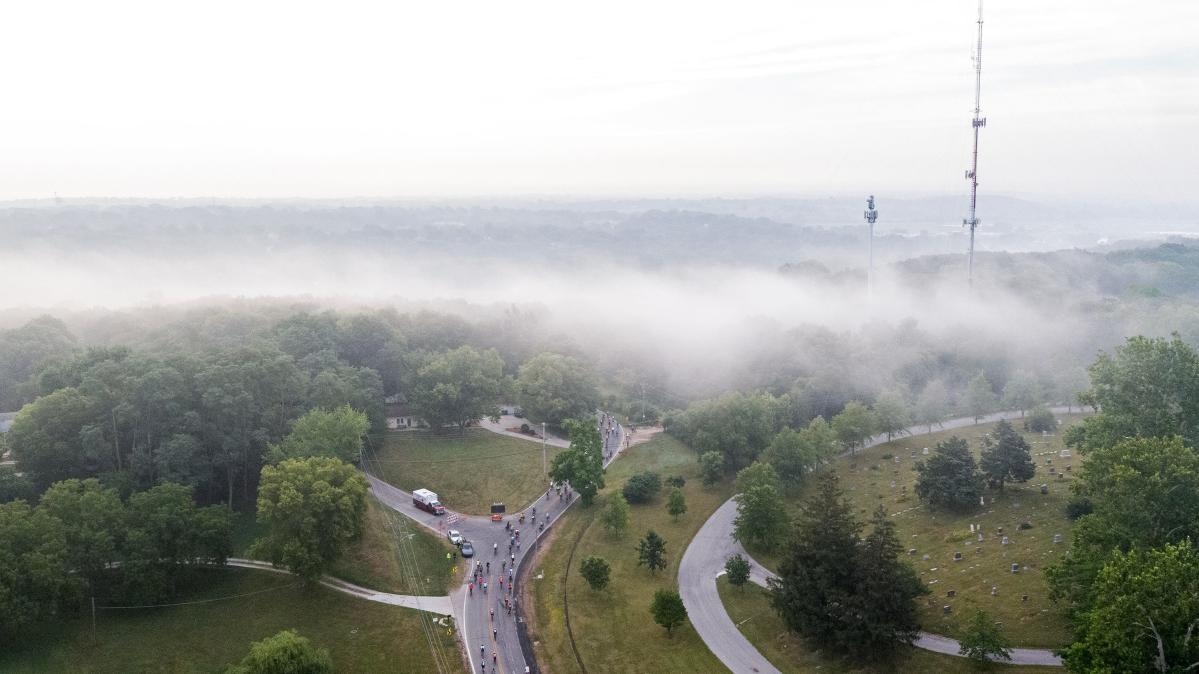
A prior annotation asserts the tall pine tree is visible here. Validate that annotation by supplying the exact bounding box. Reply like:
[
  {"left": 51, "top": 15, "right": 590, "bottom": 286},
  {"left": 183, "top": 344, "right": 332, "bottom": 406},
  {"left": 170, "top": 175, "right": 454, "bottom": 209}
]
[{"left": 980, "top": 419, "right": 1035, "bottom": 491}]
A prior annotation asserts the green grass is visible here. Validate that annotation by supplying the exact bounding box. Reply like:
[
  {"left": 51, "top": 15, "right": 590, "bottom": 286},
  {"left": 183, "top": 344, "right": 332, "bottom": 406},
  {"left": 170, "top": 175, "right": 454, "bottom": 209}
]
[
  {"left": 371, "top": 428, "right": 562, "bottom": 515},
  {"left": 233, "top": 495, "right": 458, "bottom": 595},
  {"left": 717, "top": 576, "right": 1058, "bottom": 673},
  {"left": 0, "top": 567, "right": 463, "bottom": 674},
  {"left": 754, "top": 415, "right": 1087, "bottom": 648},
  {"left": 525, "top": 433, "right": 737, "bottom": 673}
]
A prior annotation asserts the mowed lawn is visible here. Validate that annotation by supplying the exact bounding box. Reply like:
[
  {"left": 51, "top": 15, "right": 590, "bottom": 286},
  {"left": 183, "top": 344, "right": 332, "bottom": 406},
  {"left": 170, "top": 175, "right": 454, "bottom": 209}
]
[
  {"left": 525, "top": 433, "right": 736, "bottom": 674},
  {"left": 371, "top": 428, "right": 561, "bottom": 514},
  {"left": 755, "top": 414, "right": 1087, "bottom": 648},
  {"left": 0, "top": 567, "right": 463, "bottom": 674},
  {"left": 717, "top": 577, "right": 1059, "bottom": 673},
  {"left": 233, "top": 495, "right": 458, "bottom": 595}
]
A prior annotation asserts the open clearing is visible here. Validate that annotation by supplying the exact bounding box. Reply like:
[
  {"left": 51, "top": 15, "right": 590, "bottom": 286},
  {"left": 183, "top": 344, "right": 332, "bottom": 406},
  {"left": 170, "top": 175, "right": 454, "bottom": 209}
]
[
  {"left": 371, "top": 428, "right": 563, "bottom": 514},
  {"left": 0, "top": 567, "right": 462, "bottom": 674},
  {"left": 754, "top": 414, "right": 1087, "bottom": 648},
  {"left": 717, "top": 577, "right": 1056, "bottom": 673},
  {"left": 526, "top": 433, "right": 736, "bottom": 673}
]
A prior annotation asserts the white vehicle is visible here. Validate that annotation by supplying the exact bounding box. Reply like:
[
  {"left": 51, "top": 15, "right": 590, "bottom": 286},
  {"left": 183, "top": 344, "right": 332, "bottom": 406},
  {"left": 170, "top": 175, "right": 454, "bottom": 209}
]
[
  {"left": 447, "top": 529, "right": 464, "bottom": 546},
  {"left": 412, "top": 488, "right": 446, "bottom": 515}
]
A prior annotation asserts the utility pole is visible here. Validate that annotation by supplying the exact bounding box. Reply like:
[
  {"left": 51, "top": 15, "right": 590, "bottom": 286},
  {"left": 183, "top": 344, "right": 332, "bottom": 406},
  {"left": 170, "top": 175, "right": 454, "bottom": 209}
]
[
  {"left": 864, "top": 195, "right": 878, "bottom": 299},
  {"left": 963, "top": 0, "right": 987, "bottom": 288},
  {"left": 541, "top": 422, "right": 547, "bottom": 477}
]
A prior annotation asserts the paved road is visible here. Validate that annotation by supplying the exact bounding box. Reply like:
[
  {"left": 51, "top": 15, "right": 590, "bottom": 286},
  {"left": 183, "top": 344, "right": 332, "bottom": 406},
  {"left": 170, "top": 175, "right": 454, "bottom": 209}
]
[
  {"left": 681, "top": 408, "right": 1079, "bottom": 672},
  {"left": 226, "top": 558, "right": 454, "bottom": 615},
  {"left": 370, "top": 412, "right": 626, "bottom": 674}
]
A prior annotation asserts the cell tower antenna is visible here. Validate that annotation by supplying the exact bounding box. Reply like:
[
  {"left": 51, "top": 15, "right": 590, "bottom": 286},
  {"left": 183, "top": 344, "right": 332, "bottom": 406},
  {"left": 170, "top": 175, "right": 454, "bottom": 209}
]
[
  {"left": 864, "top": 195, "right": 878, "bottom": 298},
  {"left": 963, "top": 0, "right": 986, "bottom": 287}
]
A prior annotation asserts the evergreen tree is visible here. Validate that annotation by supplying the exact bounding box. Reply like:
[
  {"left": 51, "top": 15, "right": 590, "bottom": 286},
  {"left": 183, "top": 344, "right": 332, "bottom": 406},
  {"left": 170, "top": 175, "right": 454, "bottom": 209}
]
[
  {"left": 849, "top": 507, "right": 927, "bottom": 659},
  {"left": 915, "top": 436, "right": 984, "bottom": 511},
  {"left": 637, "top": 530, "right": 667, "bottom": 574},
  {"left": 979, "top": 420, "right": 1035, "bottom": 490}
]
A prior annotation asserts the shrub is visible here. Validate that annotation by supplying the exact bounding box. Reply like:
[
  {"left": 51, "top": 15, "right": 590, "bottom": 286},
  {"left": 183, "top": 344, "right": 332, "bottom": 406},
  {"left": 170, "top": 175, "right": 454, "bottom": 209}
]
[
  {"left": 665, "top": 475, "right": 686, "bottom": 489},
  {"left": 1025, "top": 406, "right": 1057, "bottom": 434},
  {"left": 1065, "top": 495, "right": 1093, "bottom": 520},
  {"left": 623, "top": 471, "right": 662, "bottom": 504}
]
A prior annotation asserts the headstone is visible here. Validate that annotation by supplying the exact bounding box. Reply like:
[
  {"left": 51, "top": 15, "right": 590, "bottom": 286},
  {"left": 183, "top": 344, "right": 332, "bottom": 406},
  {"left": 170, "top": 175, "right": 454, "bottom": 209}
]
[
  {"left": 922, "top": 447, "right": 930, "bottom": 455},
  {"left": 997, "top": 526, "right": 1004, "bottom": 534},
  {"left": 894, "top": 456, "right": 900, "bottom": 464},
  {"left": 1046, "top": 457, "right": 1053, "bottom": 465},
  {"left": 1042, "top": 430, "right": 1049, "bottom": 437},
  {"left": 1002, "top": 536, "right": 1010, "bottom": 545},
  {"left": 980, "top": 496, "right": 986, "bottom": 506},
  {"left": 969, "top": 524, "right": 975, "bottom": 532},
  {"left": 1022, "top": 594, "right": 1029, "bottom": 602},
  {"left": 947, "top": 589, "right": 956, "bottom": 598},
  {"left": 923, "top": 554, "right": 930, "bottom": 561},
  {"left": 1065, "top": 465, "right": 1072, "bottom": 472},
  {"left": 908, "top": 548, "right": 918, "bottom": 555},
  {"left": 1011, "top": 563, "right": 1020, "bottom": 573},
  {"left": 1053, "top": 533, "right": 1063, "bottom": 544},
  {"left": 890, "top": 480, "right": 896, "bottom": 489},
  {"left": 1060, "top": 448, "right": 1071, "bottom": 458},
  {"left": 1040, "top": 484, "right": 1049, "bottom": 495},
  {"left": 953, "top": 551, "right": 963, "bottom": 561},
  {"left": 1058, "top": 473, "right": 1065, "bottom": 481},
  {"left": 1049, "top": 466, "right": 1056, "bottom": 474},
  {"left": 991, "top": 586, "right": 998, "bottom": 596},
  {"left": 977, "top": 533, "right": 984, "bottom": 542},
  {"left": 943, "top": 605, "right": 952, "bottom": 614}
]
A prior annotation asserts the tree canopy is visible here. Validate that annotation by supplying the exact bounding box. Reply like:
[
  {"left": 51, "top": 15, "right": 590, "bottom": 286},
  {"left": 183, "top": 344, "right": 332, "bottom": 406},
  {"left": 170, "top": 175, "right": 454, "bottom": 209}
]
[
  {"left": 915, "top": 436, "right": 984, "bottom": 512},
  {"left": 517, "top": 352, "right": 599, "bottom": 428},
  {"left": 407, "top": 346, "right": 506, "bottom": 432},
  {"left": 979, "top": 419, "right": 1035, "bottom": 490},
  {"left": 548, "top": 419, "right": 606, "bottom": 506},
  {"left": 226, "top": 629, "right": 334, "bottom": 674},
  {"left": 268, "top": 405, "right": 369, "bottom": 464},
  {"left": 831, "top": 401, "right": 875, "bottom": 454}
]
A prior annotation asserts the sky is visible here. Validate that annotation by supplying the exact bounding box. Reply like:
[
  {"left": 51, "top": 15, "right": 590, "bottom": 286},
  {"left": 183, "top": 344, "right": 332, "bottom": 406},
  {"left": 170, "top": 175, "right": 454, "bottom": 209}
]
[{"left": 2, "top": 0, "right": 1196, "bottom": 201}]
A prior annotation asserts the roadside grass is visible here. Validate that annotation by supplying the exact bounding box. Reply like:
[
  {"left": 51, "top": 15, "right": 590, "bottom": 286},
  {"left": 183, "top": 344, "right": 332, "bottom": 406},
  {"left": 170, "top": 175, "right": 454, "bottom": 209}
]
[
  {"left": 526, "top": 433, "right": 736, "bottom": 673},
  {"left": 717, "top": 577, "right": 1058, "bottom": 673},
  {"left": 754, "top": 415, "right": 1086, "bottom": 648},
  {"left": 370, "top": 428, "right": 562, "bottom": 514},
  {"left": 234, "top": 495, "right": 458, "bottom": 595},
  {"left": 0, "top": 567, "right": 463, "bottom": 674}
]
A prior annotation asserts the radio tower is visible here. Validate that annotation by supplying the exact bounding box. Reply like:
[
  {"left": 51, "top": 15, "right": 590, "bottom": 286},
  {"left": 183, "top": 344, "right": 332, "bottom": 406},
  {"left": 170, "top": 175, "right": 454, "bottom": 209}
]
[
  {"left": 963, "top": 0, "right": 986, "bottom": 287},
  {"left": 864, "top": 195, "right": 878, "bottom": 298}
]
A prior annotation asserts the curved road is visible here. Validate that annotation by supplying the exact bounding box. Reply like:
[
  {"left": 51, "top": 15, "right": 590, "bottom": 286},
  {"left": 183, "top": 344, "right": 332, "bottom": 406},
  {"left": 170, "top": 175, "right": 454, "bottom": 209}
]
[
  {"left": 369, "top": 412, "right": 626, "bottom": 674},
  {"left": 681, "top": 408, "right": 1080, "bottom": 672}
]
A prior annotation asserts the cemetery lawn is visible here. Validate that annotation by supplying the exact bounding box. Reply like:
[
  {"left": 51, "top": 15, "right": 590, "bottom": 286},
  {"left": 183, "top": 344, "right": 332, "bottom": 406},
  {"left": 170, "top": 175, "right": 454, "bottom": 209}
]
[
  {"left": 233, "top": 495, "right": 458, "bottom": 595},
  {"left": 524, "top": 433, "right": 736, "bottom": 674},
  {"left": 754, "top": 414, "right": 1087, "bottom": 648},
  {"left": 717, "top": 577, "right": 1058, "bottom": 673},
  {"left": 370, "top": 428, "right": 564, "bottom": 514},
  {"left": 0, "top": 567, "right": 462, "bottom": 674}
]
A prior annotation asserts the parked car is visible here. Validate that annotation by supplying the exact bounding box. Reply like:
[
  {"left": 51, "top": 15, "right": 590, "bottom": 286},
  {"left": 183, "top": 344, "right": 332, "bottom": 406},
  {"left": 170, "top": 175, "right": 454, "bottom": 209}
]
[
  {"left": 447, "top": 529, "right": 464, "bottom": 546},
  {"left": 460, "top": 541, "right": 475, "bottom": 558}
]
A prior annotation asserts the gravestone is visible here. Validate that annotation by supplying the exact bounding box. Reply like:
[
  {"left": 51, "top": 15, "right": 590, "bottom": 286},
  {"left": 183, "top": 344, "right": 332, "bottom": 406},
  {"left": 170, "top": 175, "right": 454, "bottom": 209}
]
[
  {"left": 977, "top": 533, "right": 984, "bottom": 542},
  {"left": 991, "top": 586, "right": 998, "bottom": 596},
  {"left": 953, "top": 551, "right": 963, "bottom": 561},
  {"left": 1060, "top": 448, "right": 1071, "bottom": 458},
  {"left": 923, "top": 554, "right": 930, "bottom": 561},
  {"left": 943, "top": 605, "right": 952, "bottom": 614},
  {"left": 894, "top": 456, "right": 900, "bottom": 464},
  {"left": 980, "top": 496, "right": 986, "bottom": 506},
  {"left": 1040, "top": 484, "right": 1049, "bottom": 495},
  {"left": 1011, "top": 563, "right": 1020, "bottom": 573},
  {"left": 909, "top": 548, "right": 918, "bottom": 555},
  {"left": 1053, "top": 533, "right": 1063, "bottom": 544},
  {"left": 1022, "top": 594, "right": 1029, "bottom": 602},
  {"left": 1002, "top": 536, "right": 1010, "bottom": 545},
  {"left": 1049, "top": 466, "right": 1056, "bottom": 474},
  {"left": 997, "top": 526, "right": 1004, "bottom": 534},
  {"left": 947, "top": 589, "right": 956, "bottom": 598},
  {"left": 922, "top": 447, "right": 930, "bottom": 455}
]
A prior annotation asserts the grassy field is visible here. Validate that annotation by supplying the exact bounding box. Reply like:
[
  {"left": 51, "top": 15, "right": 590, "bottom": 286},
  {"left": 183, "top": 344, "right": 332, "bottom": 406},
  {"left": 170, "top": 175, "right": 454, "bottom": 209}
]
[
  {"left": 0, "top": 567, "right": 463, "bottom": 673},
  {"left": 717, "top": 577, "right": 1058, "bottom": 673},
  {"left": 370, "top": 428, "right": 562, "bottom": 514},
  {"left": 525, "top": 433, "right": 737, "bottom": 673},
  {"left": 754, "top": 415, "right": 1087, "bottom": 648},
  {"left": 233, "top": 495, "right": 458, "bottom": 595}
]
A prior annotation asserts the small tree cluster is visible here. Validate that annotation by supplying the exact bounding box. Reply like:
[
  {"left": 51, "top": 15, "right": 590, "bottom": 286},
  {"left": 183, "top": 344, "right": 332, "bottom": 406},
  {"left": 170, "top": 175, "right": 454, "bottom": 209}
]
[
  {"left": 622, "top": 471, "right": 662, "bottom": 504},
  {"left": 979, "top": 419, "right": 1035, "bottom": 490},
  {"left": 733, "top": 462, "right": 789, "bottom": 552},
  {"left": 579, "top": 556, "right": 611, "bottom": 592}
]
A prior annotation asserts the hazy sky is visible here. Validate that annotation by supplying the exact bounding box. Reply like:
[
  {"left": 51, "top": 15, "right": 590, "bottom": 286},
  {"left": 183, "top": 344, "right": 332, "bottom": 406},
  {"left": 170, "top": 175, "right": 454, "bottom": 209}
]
[{"left": 3, "top": 0, "right": 1195, "bottom": 201}]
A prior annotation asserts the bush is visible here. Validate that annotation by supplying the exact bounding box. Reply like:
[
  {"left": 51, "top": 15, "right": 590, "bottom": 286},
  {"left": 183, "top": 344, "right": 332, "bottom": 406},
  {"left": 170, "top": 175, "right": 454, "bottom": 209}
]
[
  {"left": 698, "top": 451, "right": 723, "bottom": 487},
  {"left": 1065, "top": 495, "right": 1093, "bottom": 520},
  {"left": 579, "top": 556, "right": 611, "bottom": 591},
  {"left": 665, "top": 475, "right": 686, "bottom": 489},
  {"left": 520, "top": 423, "right": 531, "bottom": 433},
  {"left": 1025, "top": 406, "right": 1057, "bottom": 433},
  {"left": 623, "top": 471, "right": 662, "bottom": 504}
]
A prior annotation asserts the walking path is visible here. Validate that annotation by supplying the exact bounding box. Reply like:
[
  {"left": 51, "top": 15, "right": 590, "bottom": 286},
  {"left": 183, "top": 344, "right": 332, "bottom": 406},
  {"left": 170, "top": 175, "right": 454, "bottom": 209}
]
[
  {"left": 225, "top": 557, "right": 454, "bottom": 616},
  {"left": 681, "top": 408, "right": 1080, "bottom": 672},
  {"left": 369, "top": 411, "right": 627, "bottom": 674}
]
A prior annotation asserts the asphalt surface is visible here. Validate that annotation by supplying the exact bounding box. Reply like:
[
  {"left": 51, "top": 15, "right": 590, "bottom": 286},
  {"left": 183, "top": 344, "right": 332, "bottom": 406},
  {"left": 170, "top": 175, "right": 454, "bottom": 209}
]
[
  {"left": 369, "top": 413, "right": 626, "bottom": 674},
  {"left": 681, "top": 408, "right": 1078, "bottom": 672}
]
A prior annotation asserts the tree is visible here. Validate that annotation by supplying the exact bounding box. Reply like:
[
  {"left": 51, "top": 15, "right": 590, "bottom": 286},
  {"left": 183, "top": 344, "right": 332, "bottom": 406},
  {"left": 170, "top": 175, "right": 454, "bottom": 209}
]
[
  {"left": 734, "top": 462, "right": 788, "bottom": 552},
  {"left": 725, "top": 553, "right": 751, "bottom": 589},
  {"left": 762, "top": 417, "right": 837, "bottom": 489},
  {"left": 667, "top": 391, "right": 788, "bottom": 472},
  {"left": 0, "top": 465, "right": 36, "bottom": 503},
  {"left": 871, "top": 392, "right": 911, "bottom": 441},
  {"left": 849, "top": 506, "right": 926, "bottom": 660},
  {"left": 1025, "top": 405, "right": 1057, "bottom": 434},
  {"left": 517, "top": 353, "right": 600, "bottom": 428},
  {"left": 226, "top": 629, "right": 333, "bottom": 674},
  {"left": 268, "top": 406, "right": 370, "bottom": 464},
  {"left": 407, "top": 346, "right": 505, "bottom": 432},
  {"left": 914, "top": 380, "right": 952, "bottom": 433},
  {"left": 600, "top": 492, "right": 629, "bottom": 537},
  {"left": 650, "top": 589, "right": 687, "bottom": 636},
  {"left": 254, "top": 457, "right": 368, "bottom": 582},
  {"left": 831, "top": 401, "right": 875, "bottom": 454},
  {"left": 915, "top": 436, "right": 984, "bottom": 511},
  {"left": 958, "top": 610, "right": 1012, "bottom": 666},
  {"left": 579, "top": 556, "right": 611, "bottom": 592},
  {"left": 1047, "top": 437, "right": 1199, "bottom": 611},
  {"left": 0, "top": 499, "right": 79, "bottom": 638},
  {"left": 698, "top": 451, "right": 724, "bottom": 487},
  {"left": 8, "top": 387, "right": 102, "bottom": 490},
  {"left": 637, "top": 530, "right": 667, "bottom": 574},
  {"left": 1062, "top": 541, "right": 1199, "bottom": 674},
  {"left": 666, "top": 487, "right": 687, "bottom": 520},
  {"left": 548, "top": 419, "right": 606, "bottom": 506},
  {"left": 966, "top": 372, "right": 999, "bottom": 423},
  {"left": 1002, "top": 370, "right": 1042, "bottom": 417},
  {"left": 38, "top": 478, "right": 125, "bottom": 593},
  {"left": 979, "top": 420, "right": 1035, "bottom": 490},
  {"left": 121, "top": 482, "right": 233, "bottom": 600},
  {"left": 1067, "top": 335, "right": 1199, "bottom": 452},
  {"left": 0, "top": 316, "right": 77, "bottom": 411},
  {"left": 622, "top": 471, "right": 662, "bottom": 504}
]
